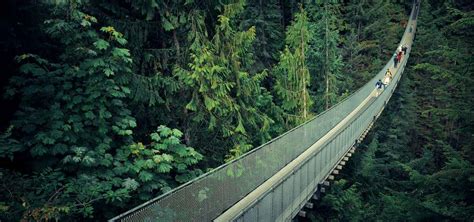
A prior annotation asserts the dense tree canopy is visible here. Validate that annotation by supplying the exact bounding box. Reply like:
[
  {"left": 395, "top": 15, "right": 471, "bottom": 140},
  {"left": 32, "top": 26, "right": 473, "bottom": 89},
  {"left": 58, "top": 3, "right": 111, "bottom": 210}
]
[
  {"left": 308, "top": 0, "right": 474, "bottom": 221},
  {"left": 0, "top": 0, "right": 471, "bottom": 221}
]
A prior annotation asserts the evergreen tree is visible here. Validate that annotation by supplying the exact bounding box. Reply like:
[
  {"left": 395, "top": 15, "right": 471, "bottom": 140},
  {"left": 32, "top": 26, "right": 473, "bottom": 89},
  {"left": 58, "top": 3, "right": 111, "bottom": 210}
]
[
  {"left": 341, "top": 0, "right": 406, "bottom": 89},
  {"left": 308, "top": 1, "right": 345, "bottom": 112},
  {"left": 175, "top": 0, "right": 273, "bottom": 161},
  {"left": 310, "top": 1, "right": 474, "bottom": 220},
  {"left": 240, "top": 0, "right": 284, "bottom": 73},
  {"left": 274, "top": 5, "right": 313, "bottom": 126},
  {"left": 0, "top": 3, "right": 202, "bottom": 220}
]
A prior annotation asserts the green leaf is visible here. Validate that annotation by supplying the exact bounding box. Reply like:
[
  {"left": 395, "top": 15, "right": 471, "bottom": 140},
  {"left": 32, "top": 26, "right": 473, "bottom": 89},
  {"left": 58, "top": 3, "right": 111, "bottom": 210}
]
[
  {"left": 128, "top": 119, "right": 137, "bottom": 128},
  {"left": 157, "top": 163, "right": 172, "bottom": 173},
  {"left": 162, "top": 17, "right": 174, "bottom": 31},
  {"left": 150, "top": 132, "right": 161, "bottom": 142},
  {"left": 122, "top": 178, "right": 139, "bottom": 190},
  {"left": 185, "top": 96, "right": 198, "bottom": 111},
  {"left": 171, "top": 129, "right": 183, "bottom": 137},
  {"left": 116, "top": 37, "right": 128, "bottom": 46},
  {"left": 235, "top": 119, "right": 246, "bottom": 134},
  {"left": 112, "top": 48, "right": 131, "bottom": 58},
  {"left": 161, "top": 154, "right": 174, "bottom": 162},
  {"left": 159, "top": 126, "right": 172, "bottom": 137},
  {"left": 93, "top": 39, "right": 110, "bottom": 50},
  {"left": 164, "top": 136, "right": 180, "bottom": 145},
  {"left": 203, "top": 96, "right": 216, "bottom": 111},
  {"left": 144, "top": 159, "right": 155, "bottom": 169},
  {"left": 104, "top": 68, "right": 114, "bottom": 76},
  {"left": 138, "top": 171, "right": 153, "bottom": 182},
  {"left": 85, "top": 111, "right": 95, "bottom": 120}
]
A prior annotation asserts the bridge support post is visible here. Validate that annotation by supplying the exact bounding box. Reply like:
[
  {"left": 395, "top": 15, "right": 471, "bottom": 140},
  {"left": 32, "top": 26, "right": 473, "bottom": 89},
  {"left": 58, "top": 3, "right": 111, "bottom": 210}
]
[
  {"left": 298, "top": 211, "right": 307, "bottom": 218},
  {"left": 312, "top": 193, "right": 319, "bottom": 201}
]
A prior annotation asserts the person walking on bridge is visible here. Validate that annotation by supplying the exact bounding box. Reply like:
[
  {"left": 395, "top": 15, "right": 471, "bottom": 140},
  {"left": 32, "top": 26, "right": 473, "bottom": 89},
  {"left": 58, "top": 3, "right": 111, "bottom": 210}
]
[
  {"left": 375, "top": 79, "right": 385, "bottom": 96},
  {"left": 397, "top": 50, "right": 403, "bottom": 63},
  {"left": 402, "top": 45, "right": 408, "bottom": 55},
  {"left": 393, "top": 52, "right": 399, "bottom": 68},
  {"left": 386, "top": 69, "right": 393, "bottom": 79},
  {"left": 384, "top": 69, "right": 392, "bottom": 85}
]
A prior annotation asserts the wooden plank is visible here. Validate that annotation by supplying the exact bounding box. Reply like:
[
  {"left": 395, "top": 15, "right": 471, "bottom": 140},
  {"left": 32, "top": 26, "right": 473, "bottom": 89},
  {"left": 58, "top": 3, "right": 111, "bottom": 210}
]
[
  {"left": 312, "top": 194, "right": 319, "bottom": 200},
  {"left": 333, "top": 170, "right": 339, "bottom": 175},
  {"left": 298, "top": 211, "right": 306, "bottom": 217}
]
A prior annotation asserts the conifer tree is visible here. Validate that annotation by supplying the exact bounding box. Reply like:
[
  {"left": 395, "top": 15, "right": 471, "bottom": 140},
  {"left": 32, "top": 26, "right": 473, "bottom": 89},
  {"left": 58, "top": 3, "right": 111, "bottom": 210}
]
[
  {"left": 274, "top": 5, "right": 313, "bottom": 126},
  {"left": 310, "top": 1, "right": 474, "bottom": 220},
  {"left": 240, "top": 0, "right": 284, "bottom": 72},
  {"left": 308, "top": 0, "right": 345, "bottom": 112},
  {"left": 175, "top": 0, "right": 273, "bottom": 161}
]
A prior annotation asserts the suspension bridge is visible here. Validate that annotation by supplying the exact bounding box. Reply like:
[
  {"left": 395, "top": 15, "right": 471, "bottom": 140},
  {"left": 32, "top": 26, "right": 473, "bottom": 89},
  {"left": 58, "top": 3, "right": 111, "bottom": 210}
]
[{"left": 110, "top": 2, "right": 420, "bottom": 221}]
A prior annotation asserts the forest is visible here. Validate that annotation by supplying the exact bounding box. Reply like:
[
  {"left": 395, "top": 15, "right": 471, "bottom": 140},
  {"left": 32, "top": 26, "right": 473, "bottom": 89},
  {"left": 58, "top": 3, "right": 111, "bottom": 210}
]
[{"left": 0, "top": 0, "right": 472, "bottom": 221}]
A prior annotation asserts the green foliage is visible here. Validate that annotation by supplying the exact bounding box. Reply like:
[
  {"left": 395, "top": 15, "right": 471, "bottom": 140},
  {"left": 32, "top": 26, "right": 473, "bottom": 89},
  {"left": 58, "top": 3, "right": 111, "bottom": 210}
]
[
  {"left": 311, "top": 1, "right": 474, "bottom": 221},
  {"left": 2, "top": 0, "right": 472, "bottom": 221},
  {"left": 317, "top": 180, "right": 364, "bottom": 221},
  {"left": 307, "top": 1, "right": 346, "bottom": 112},
  {"left": 240, "top": 0, "right": 284, "bottom": 72},
  {"left": 0, "top": 4, "right": 202, "bottom": 221},
  {"left": 341, "top": 0, "right": 405, "bottom": 91},
  {"left": 7, "top": 10, "right": 135, "bottom": 164},
  {"left": 120, "top": 125, "right": 203, "bottom": 200},
  {"left": 175, "top": 0, "right": 274, "bottom": 161},
  {"left": 274, "top": 6, "right": 313, "bottom": 126}
]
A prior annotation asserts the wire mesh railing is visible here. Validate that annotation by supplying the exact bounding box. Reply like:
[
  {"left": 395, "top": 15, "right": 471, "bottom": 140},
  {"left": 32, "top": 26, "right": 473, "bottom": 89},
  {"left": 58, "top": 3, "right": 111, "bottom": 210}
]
[{"left": 109, "top": 2, "right": 419, "bottom": 222}]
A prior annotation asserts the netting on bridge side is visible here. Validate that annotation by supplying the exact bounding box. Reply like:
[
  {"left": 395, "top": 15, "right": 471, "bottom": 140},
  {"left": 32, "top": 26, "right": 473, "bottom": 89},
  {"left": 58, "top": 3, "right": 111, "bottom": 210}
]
[
  {"left": 111, "top": 69, "right": 376, "bottom": 222},
  {"left": 110, "top": 3, "right": 419, "bottom": 222},
  {"left": 232, "top": 4, "right": 417, "bottom": 220}
]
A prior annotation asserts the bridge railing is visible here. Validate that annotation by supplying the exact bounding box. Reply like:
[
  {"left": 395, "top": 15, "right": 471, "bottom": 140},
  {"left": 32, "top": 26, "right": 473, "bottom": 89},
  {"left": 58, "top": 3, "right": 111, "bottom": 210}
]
[
  {"left": 224, "top": 4, "right": 418, "bottom": 221},
  {"left": 109, "top": 3, "right": 418, "bottom": 222}
]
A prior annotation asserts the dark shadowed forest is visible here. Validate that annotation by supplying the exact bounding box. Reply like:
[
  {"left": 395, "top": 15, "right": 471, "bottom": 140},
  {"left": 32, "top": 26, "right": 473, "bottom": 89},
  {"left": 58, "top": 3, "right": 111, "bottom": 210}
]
[{"left": 0, "top": 0, "right": 472, "bottom": 221}]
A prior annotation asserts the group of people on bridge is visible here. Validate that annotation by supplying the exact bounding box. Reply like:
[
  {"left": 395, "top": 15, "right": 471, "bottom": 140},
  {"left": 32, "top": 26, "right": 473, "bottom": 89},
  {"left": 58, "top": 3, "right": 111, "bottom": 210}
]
[
  {"left": 393, "top": 44, "right": 408, "bottom": 68},
  {"left": 375, "top": 43, "right": 409, "bottom": 96}
]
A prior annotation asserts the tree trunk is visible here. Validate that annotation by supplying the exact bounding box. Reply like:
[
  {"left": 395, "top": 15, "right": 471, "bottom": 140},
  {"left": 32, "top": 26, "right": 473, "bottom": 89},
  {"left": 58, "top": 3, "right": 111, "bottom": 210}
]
[
  {"left": 325, "top": 1, "right": 330, "bottom": 110},
  {"left": 302, "top": 18, "right": 307, "bottom": 120},
  {"left": 173, "top": 29, "right": 181, "bottom": 60}
]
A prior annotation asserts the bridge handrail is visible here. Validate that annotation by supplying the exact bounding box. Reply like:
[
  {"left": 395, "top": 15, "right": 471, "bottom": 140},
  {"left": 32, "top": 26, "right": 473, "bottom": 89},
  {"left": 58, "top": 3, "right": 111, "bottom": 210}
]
[
  {"left": 110, "top": 2, "right": 419, "bottom": 221},
  {"left": 219, "top": 4, "right": 418, "bottom": 219}
]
